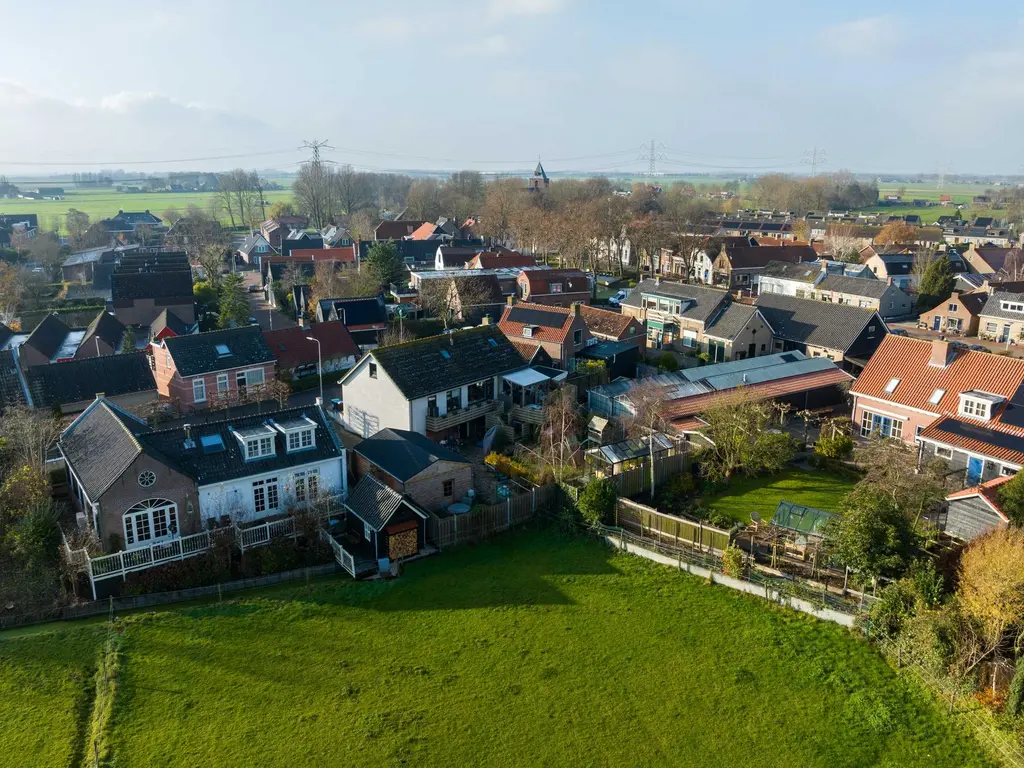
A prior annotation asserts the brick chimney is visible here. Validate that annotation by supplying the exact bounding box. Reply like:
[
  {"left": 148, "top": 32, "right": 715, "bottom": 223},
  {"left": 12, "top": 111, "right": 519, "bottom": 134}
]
[
  {"left": 571, "top": 302, "right": 581, "bottom": 317},
  {"left": 481, "top": 315, "right": 491, "bottom": 326},
  {"left": 506, "top": 295, "right": 514, "bottom": 307},
  {"left": 929, "top": 338, "right": 951, "bottom": 368}
]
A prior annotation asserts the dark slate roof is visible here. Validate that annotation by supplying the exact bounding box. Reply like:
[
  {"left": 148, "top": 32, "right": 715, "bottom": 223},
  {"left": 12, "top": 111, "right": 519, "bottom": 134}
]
[
  {"left": 817, "top": 274, "right": 891, "bottom": 299},
  {"left": 367, "top": 325, "right": 526, "bottom": 400},
  {"left": 327, "top": 296, "right": 388, "bottom": 326},
  {"left": 723, "top": 245, "right": 815, "bottom": 269},
  {"left": 344, "top": 474, "right": 405, "bottom": 530},
  {"left": 704, "top": 303, "right": 760, "bottom": 341},
  {"left": 164, "top": 326, "right": 274, "bottom": 377},
  {"left": 59, "top": 399, "right": 150, "bottom": 498},
  {"left": 83, "top": 311, "right": 126, "bottom": 349},
  {"left": 760, "top": 260, "right": 821, "bottom": 283},
  {"left": 63, "top": 246, "right": 111, "bottom": 267},
  {"left": 150, "top": 308, "right": 189, "bottom": 337},
  {"left": 25, "top": 352, "right": 156, "bottom": 408},
  {"left": 978, "top": 292, "right": 1024, "bottom": 321},
  {"left": 621, "top": 279, "right": 729, "bottom": 324},
  {"left": 137, "top": 404, "right": 342, "bottom": 486},
  {"left": 111, "top": 269, "right": 194, "bottom": 301},
  {"left": 0, "top": 322, "right": 13, "bottom": 349},
  {"left": 755, "top": 293, "right": 882, "bottom": 352},
  {"left": 0, "top": 349, "right": 26, "bottom": 411},
  {"left": 354, "top": 428, "right": 469, "bottom": 482},
  {"left": 23, "top": 313, "right": 71, "bottom": 360}
]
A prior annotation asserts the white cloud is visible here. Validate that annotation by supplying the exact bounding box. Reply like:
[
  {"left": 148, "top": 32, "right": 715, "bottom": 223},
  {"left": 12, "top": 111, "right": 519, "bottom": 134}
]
[
  {"left": 817, "top": 15, "right": 902, "bottom": 56},
  {"left": 487, "top": 0, "right": 565, "bottom": 20}
]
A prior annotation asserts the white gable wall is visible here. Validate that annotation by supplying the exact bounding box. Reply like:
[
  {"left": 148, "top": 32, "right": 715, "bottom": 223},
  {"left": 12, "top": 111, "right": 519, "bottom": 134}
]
[{"left": 340, "top": 355, "right": 412, "bottom": 437}]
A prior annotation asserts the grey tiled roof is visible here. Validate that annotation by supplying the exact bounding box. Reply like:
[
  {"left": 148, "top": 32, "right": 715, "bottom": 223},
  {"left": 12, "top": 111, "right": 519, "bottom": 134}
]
[
  {"left": 344, "top": 474, "right": 404, "bottom": 531},
  {"left": 756, "top": 293, "right": 882, "bottom": 351},
  {"left": 0, "top": 349, "right": 26, "bottom": 412},
  {"left": 354, "top": 428, "right": 469, "bottom": 482},
  {"left": 369, "top": 325, "right": 525, "bottom": 401},
  {"left": 620, "top": 279, "right": 729, "bottom": 324},
  {"left": 760, "top": 261, "right": 821, "bottom": 282},
  {"left": 704, "top": 303, "right": 760, "bottom": 341},
  {"left": 83, "top": 311, "right": 126, "bottom": 349},
  {"left": 817, "top": 274, "right": 890, "bottom": 300},
  {"left": 59, "top": 399, "right": 149, "bottom": 498},
  {"left": 164, "top": 326, "right": 274, "bottom": 377},
  {"left": 25, "top": 352, "right": 156, "bottom": 408},
  {"left": 977, "top": 292, "right": 1024, "bottom": 322}
]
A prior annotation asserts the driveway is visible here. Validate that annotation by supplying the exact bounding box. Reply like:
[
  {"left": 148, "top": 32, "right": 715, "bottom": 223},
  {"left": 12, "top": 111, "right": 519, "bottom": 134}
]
[{"left": 243, "top": 270, "right": 297, "bottom": 331}]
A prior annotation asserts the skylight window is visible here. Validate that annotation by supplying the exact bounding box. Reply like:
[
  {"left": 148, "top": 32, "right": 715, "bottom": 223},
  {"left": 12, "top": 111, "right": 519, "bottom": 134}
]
[
  {"left": 200, "top": 434, "right": 225, "bottom": 453},
  {"left": 884, "top": 378, "right": 900, "bottom": 394},
  {"left": 487, "top": 338, "right": 498, "bottom": 347},
  {"left": 215, "top": 344, "right": 231, "bottom": 357},
  {"left": 440, "top": 349, "right": 451, "bottom": 359},
  {"left": 929, "top": 389, "right": 945, "bottom": 405}
]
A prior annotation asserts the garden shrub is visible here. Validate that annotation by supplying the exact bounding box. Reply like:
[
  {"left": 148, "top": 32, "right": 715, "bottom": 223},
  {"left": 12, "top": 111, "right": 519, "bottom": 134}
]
[
  {"left": 1005, "top": 664, "right": 1024, "bottom": 718},
  {"left": 910, "top": 559, "right": 945, "bottom": 609},
  {"left": 722, "top": 545, "right": 744, "bottom": 577},
  {"left": 656, "top": 353, "right": 679, "bottom": 372},
  {"left": 485, "top": 452, "right": 530, "bottom": 479},
  {"left": 815, "top": 433, "right": 853, "bottom": 461},
  {"left": 870, "top": 580, "right": 918, "bottom": 640},
  {"left": 578, "top": 476, "right": 616, "bottom": 527},
  {"left": 844, "top": 690, "right": 897, "bottom": 735},
  {"left": 655, "top": 473, "right": 697, "bottom": 511},
  {"left": 900, "top": 609, "right": 959, "bottom": 679}
]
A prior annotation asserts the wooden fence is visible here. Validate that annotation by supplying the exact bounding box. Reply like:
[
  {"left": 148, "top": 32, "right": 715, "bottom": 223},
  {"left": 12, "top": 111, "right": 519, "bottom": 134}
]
[
  {"left": 615, "top": 497, "right": 733, "bottom": 554},
  {"left": 428, "top": 484, "right": 557, "bottom": 549}
]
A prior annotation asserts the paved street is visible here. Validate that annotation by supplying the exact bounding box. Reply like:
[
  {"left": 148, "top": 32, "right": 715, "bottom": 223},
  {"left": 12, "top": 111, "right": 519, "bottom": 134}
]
[{"left": 243, "top": 270, "right": 297, "bottom": 331}]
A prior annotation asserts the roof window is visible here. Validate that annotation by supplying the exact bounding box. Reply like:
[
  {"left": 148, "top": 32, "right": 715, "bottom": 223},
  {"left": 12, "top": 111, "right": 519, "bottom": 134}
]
[
  {"left": 928, "top": 389, "right": 945, "bottom": 405},
  {"left": 440, "top": 349, "right": 451, "bottom": 359},
  {"left": 884, "top": 378, "right": 900, "bottom": 394},
  {"left": 215, "top": 343, "right": 231, "bottom": 357},
  {"left": 200, "top": 434, "right": 225, "bottom": 453}
]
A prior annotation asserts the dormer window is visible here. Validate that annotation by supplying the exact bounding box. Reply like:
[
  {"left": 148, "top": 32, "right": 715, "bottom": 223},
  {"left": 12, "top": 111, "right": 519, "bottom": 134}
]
[
  {"left": 233, "top": 425, "right": 277, "bottom": 460},
  {"left": 550, "top": 283, "right": 563, "bottom": 293},
  {"left": 959, "top": 391, "right": 1002, "bottom": 421},
  {"left": 1001, "top": 301, "right": 1024, "bottom": 314},
  {"left": 272, "top": 416, "right": 318, "bottom": 453},
  {"left": 523, "top": 326, "right": 535, "bottom": 338}
]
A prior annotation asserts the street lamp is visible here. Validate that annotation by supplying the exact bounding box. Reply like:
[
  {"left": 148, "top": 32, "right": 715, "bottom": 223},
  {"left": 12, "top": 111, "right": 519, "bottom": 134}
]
[{"left": 305, "top": 335, "right": 323, "bottom": 404}]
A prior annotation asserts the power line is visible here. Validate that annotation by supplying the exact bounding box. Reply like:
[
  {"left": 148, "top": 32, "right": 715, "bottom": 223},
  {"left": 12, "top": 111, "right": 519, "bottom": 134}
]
[
  {"left": 802, "top": 146, "right": 827, "bottom": 175},
  {"left": 637, "top": 140, "right": 666, "bottom": 176},
  {"left": 0, "top": 148, "right": 305, "bottom": 167}
]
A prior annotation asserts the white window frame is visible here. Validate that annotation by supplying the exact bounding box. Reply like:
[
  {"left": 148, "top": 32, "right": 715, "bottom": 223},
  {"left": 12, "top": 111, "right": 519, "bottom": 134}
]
[
  {"left": 217, "top": 374, "right": 229, "bottom": 393},
  {"left": 934, "top": 445, "right": 953, "bottom": 459},
  {"left": 293, "top": 468, "right": 320, "bottom": 503},
  {"left": 287, "top": 428, "right": 314, "bottom": 452},
  {"left": 123, "top": 499, "right": 177, "bottom": 548},
  {"left": 363, "top": 521, "right": 372, "bottom": 540},
  {"left": 192, "top": 377, "right": 206, "bottom": 403},
  {"left": 245, "top": 434, "right": 276, "bottom": 460},
  {"left": 252, "top": 477, "right": 279, "bottom": 515}
]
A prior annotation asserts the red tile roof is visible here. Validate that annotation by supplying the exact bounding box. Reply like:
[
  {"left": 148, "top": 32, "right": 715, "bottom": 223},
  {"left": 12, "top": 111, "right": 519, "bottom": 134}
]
[
  {"left": 374, "top": 220, "right": 427, "bottom": 240},
  {"left": 498, "top": 303, "right": 575, "bottom": 344},
  {"left": 519, "top": 269, "right": 589, "bottom": 297},
  {"left": 263, "top": 322, "right": 359, "bottom": 369},
  {"left": 664, "top": 367, "right": 852, "bottom": 424},
  {"left": 467, "top": 252, "right": 536, "bottom": 269},
  {"left": 919, "top": 417, "right": 1024, "bottom": 466},
  {"left": 946, "top": 475, "right": 1012, "bottom": 521},
  {"left": 409, "top": 222, "right": 439, "bottom": 240},
  {"left": 579, "top": 304, "right": 635, "bottom": 339},
  {"left": 851, "top": 335, "right": 1024, "bottom": 419},
  {"left": 509, "top": 338, "right": 542, "bottom": 361}
]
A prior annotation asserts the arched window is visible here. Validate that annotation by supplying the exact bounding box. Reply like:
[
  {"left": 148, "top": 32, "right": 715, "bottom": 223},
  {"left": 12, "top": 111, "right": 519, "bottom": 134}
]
[{"left": 124, "top": 499, "right": 178, "bottom": 547}]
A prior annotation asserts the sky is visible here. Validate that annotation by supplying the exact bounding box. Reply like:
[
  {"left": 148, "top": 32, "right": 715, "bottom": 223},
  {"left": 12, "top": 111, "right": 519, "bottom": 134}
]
[{"left": 0, "top": 0, "right": 1020, "bottom": 177}]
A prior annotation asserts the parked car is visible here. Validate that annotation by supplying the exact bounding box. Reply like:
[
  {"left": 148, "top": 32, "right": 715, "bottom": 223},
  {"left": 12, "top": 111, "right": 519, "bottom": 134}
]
[
  {"left": 607, "top": 289, "right": 629, "bottom": 307},
  {"left": 247, "top": 284, "right": 261, "bottom": 293},
  {"left": 888, "top": 328, "right": 908, "bottom": 337},
  {"left": 969, "top": 344, "right": 988, "bottom": 352}
]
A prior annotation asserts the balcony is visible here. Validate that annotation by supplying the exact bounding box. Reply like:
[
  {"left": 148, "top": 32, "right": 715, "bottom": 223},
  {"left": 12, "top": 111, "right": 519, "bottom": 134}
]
[
  {"left": 426, "top": 399, "right": 500, "bottom": 432},
  {"left": 509, "top": 404, "right": 546, "bottom": 426}
]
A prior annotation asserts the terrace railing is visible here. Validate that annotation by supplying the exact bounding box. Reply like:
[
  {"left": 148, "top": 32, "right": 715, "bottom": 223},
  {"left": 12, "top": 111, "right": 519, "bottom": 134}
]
[{"left": 86, "top": 530, "right": 214, "bottom": 582}]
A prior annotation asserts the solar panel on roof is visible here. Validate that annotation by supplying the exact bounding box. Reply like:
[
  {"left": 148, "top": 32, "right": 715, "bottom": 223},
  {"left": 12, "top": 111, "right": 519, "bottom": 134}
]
[
  {"left": 999, "top": 382, "right": 1024, "bottom": 429},
  {"left": 507, "top": 306, "right": 566, "bottom": 328}
]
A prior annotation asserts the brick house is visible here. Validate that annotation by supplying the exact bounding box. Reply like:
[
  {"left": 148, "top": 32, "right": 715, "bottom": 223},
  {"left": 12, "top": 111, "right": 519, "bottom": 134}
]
[
  {"left": 151, "top": 326, "right": 276, "bottom": 411},
  {"left": 498, "top": 302, "right": 590, "bottom": 369},
  {"left": 712, "top": 244, "right": 816, "bottom": 292},
  {"left": 352, "top": 428, "right": 472, "bottom": 512},
  {"left": 977, "top": 291, "right": 1024, "bottom": 343},
  {"left": 516, "top": 269, "right": 590, "bottom": 307},
  {"left": 263, "top": 321, "right": 359, "bottom": 381},
  {"left": 261, "top": 216, "right": 309, "bottom": 249},
  {"left": 850, "top": 335, "right": 1024, "bottom": 484},
  {"left": 919, "top": 291, "right": 988, "bottom": 336}
]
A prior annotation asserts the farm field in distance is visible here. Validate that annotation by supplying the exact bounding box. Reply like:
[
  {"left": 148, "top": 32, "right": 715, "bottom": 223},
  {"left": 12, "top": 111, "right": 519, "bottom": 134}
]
[
  {"left": 0, "top": 187, "right": 293, "bottom": 232},
  {"left": 0, "top": 532, "right": 990, "bottom": 768}
]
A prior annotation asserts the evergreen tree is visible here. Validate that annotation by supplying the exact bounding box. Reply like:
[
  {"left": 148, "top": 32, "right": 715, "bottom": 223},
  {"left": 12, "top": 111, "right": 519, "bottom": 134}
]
[
  {"left": 217, "top": 274, "right": 251, "bottom": 329},
  {"left": 119, "top": 326, "right": 136, "bottom": 354},
  {"left": 916, "top": 256, "right": 955, "bottom": 311},
  {"left": 363, "top": 241, "right": 405, "bottom": 289}
]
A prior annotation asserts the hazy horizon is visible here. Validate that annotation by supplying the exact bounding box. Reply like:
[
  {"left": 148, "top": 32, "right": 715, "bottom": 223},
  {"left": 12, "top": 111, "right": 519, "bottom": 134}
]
[{"left": 1, "top": 0, "right": 1020, "bottom": 177}]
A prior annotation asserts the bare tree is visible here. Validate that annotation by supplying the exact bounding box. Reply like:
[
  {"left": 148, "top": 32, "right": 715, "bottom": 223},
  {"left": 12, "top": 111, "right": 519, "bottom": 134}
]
[
  {"left": 65, "top": 209, "right": 90, "bottom": 247},
  {"left": 0, "top": 262, "right": 22, "bottom": 325},
  {"left": 823, "top": 223, "right": 860, "bottom": 262},
  {"left": 309, "top": 261, "right": 346, "bottom": 305},
  {"left": 539, "top": 387, "right": 584, "bottom": 482},
  {"left": 624, "top": 378, "right": 670, "bottom": 499},
  {"left": 0, "top": 407, "right": 62, "bottom": 474},
  {"left": 911, "top": 248, "right": 941, "bottom": 289},
  {"left": 293, "top": 161, "right": 339, "bottom": 229},
  {"left": 420, "top": 276, "right": 499, "bottom": 329}
]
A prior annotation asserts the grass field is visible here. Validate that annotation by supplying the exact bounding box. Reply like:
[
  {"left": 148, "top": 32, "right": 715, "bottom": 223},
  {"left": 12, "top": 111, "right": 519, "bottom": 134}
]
[
  {"left": 0, "top": 531, "right": 988, "bottom": 768},
  {"left": 0, "top": 188, "right": 293, "bottom": 232},
  {"left": 704, "top": 467, "right": 859, "bottom": 525}
]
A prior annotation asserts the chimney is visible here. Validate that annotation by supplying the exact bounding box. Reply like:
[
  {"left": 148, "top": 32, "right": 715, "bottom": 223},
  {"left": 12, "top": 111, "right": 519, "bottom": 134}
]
[
  {"left": 298, "top": 317, "right": 307, "bottom": 330},
  {"left": 506, "top": 295, "right": 514, "bottom": 307},
  {"left": 572, "top": 302, "right": 581, "bottom": 317},
  {"left": 655, "top": 275, "right": 661, "bottom": 285},
  {"left": 886, "top": 277, "right": 893, "bottom": 286},
  {"left": 929, "top": 339, "right": 951, "bottom": 368},
  {"left": 315, "top": 396, "right": 323, "bottom": 408},
  {"left": 481, "top": 315, "right": 491, "bottom": 326}
]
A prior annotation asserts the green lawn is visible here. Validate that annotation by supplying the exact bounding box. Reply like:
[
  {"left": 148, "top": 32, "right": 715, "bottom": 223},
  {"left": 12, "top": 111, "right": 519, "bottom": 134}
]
[
  {"left": 0, "top": 532, "right": 988, "bottom": 768},
  {"left": 0, "top": 626, "right": 104, "bottom": 767},
  {"left": 0, "top": 188, "right": 293, "bottom": 233},
  {"left": 704, "top": 467, "right": 859, "bottom": 525}
]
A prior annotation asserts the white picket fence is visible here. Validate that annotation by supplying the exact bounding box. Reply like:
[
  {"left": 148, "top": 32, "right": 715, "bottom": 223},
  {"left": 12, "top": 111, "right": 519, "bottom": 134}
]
[{"left": 318, "top": 528, "right": 356, "bottom": 577}]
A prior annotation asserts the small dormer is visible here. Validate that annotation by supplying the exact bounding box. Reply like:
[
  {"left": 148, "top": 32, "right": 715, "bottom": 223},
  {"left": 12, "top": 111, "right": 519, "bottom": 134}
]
[
  {"left": 522, "top": 325, "right": 538, "bottom": 338},
  {"left": 272, "top": 416, "right": 317, "bottom": 453},
  {"left": 958, "top": 391, "right": 1003, "bottom": 421},
  {"left": 232, "top": 424, "right": 277, "bottom": 460},
  {"left": 1000, "top": 299, "right": 1024, "bottom": 314}
]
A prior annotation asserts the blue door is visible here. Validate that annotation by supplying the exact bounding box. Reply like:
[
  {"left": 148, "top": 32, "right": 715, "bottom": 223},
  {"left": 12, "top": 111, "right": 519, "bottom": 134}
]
[
  {"left": 932, "top": 316, "right": 941, "bottom": 331},
  {"left": 967, "top": 457, "right": 983, "bottom": 485}
]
